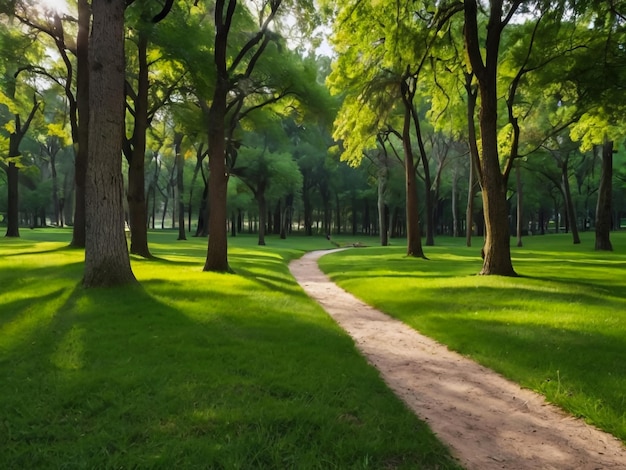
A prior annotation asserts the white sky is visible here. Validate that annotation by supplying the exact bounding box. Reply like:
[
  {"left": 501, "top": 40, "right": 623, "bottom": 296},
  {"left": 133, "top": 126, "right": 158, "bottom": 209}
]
[{"left": 39, "top": 0, "right": 70, "bottom": 15}]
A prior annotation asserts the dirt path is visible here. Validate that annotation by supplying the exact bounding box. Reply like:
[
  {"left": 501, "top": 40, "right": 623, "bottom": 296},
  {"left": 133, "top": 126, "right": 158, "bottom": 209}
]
[{"left": 289, "top": 249, "right": 626, "bottom": 470}]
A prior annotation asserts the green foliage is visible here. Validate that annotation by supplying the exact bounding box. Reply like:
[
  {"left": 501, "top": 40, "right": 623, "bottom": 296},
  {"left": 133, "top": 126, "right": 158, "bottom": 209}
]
[
  {"left": 0, "top": 230, "right": 461, "bottom": 469},
  {"left": 320, "top": 232, "right": 626, "bottom": 441}
]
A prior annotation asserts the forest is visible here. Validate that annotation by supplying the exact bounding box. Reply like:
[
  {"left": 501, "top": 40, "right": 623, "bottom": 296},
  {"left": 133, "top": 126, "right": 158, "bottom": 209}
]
[{"left": 1, "top": 0, "right": 626, "bottom": 285}]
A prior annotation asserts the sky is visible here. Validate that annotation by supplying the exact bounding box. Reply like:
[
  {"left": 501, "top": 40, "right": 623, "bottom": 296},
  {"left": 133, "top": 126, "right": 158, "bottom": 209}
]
[{"left": 39, "top": 0, "right": 69, "bottom": 14}]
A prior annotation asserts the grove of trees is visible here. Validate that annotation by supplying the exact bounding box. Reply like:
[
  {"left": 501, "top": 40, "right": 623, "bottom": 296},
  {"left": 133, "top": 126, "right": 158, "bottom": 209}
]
[{"left": 2, "top": 0, "right": 626, "bottom": 285}]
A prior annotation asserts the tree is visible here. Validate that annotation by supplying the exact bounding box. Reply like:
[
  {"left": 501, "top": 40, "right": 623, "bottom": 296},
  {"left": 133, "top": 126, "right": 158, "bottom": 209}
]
[
  {"left": 8, "top": 0, "right": 92, "bottom": 246},
  {"left": 123, "top": 0, "right": 177, "bottom": 257},
  {"left": 198, "top": 0, "right": 317, "bottom": 271},
  {"left": 0, "top": 20, "right": 42, "bottom": 237},
  {"left": 83, "top": 0, "right": 136, "bottom": 287},
  {"left": 463, "top": 0, "right": 520, "bottom": 276}
]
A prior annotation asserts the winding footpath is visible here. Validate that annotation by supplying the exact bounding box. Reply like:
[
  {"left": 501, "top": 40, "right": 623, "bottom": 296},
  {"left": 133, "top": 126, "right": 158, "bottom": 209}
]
[{"left": 289, "top": 249, "right": 626, "bottom": 470}]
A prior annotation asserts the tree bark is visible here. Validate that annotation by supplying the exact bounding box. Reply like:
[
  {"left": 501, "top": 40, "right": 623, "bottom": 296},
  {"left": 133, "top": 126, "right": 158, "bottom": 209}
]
[
  {"left": 595, "top": 140, "right": 613, "bottom": 251},
  {"left": 83, "top": 0, "right": 136, "bottom": 287}
]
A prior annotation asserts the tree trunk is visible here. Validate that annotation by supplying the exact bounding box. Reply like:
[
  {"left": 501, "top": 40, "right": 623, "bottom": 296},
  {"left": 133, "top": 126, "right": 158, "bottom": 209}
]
[
  {"left": 51, "top": 149, "right": 60, "bottom": 226},
  {"left": 401, "top": 83, "right": 425, "bottom": 259},
  {"left": 280, "top": 193, "right": 292, "bottom": 239},
  {"left": 377, "top": 160, "right": 389, "bottom": 246},
  {"left": 595, "top": 140, "right": 613, "bottom": 251},
  {"left": 5, "top": 103, "right": 39, "bottom": 237},
  {"left": 516, "top": 163, "right": 523, "bottom": 247},
  {"left": 303, "top": 185, "right": 313, "bottom": 236},
  {"left": 71, "top": 0, "right": 90, "bottom": 248},
  {"left": 5, "top": 161, "right": 19, "bottom": 237},
  {"left": 84, "top": 0, "right": 136, "bottom": 287},
  {"left": 175, "top": 133, "right": 186, "bottom": 241},
  {"left": 126, "top": 32, "right": 151, "bottom": 257},
  {"left": 465, "top": 71, "right": 479, "bottom": 247},
  {"left": 561, "top": 160, "right": 581, "bottom": 244},
  {"left": 410, "top": 105, "right": 434, "bottom": 246},
  {"left": 256, "top": 188, "right": 267, "bottom": 246},
  {"left": 203, "top": 76, "right": 230, "bottom": 272},
  {"left": 464, "top": 0, "right": 516, "bottom": 276}
]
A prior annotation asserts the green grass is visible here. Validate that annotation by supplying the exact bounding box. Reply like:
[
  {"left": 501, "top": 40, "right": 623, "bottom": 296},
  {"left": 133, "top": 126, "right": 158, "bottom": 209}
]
[
  {"left": 0, "top": 229, "right": 461, "bottom": 469},
  {"left": 318, "top": 231, "right": 626, "bottom": 442}
]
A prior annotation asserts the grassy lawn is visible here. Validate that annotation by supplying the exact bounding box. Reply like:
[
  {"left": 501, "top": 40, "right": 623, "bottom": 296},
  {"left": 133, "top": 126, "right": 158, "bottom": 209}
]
[
  {"left": 319, "top": 231, "right": 626, "bottom": 443},
  {"left": 0, "top": 229, "right": 461, "bottom": 469}
]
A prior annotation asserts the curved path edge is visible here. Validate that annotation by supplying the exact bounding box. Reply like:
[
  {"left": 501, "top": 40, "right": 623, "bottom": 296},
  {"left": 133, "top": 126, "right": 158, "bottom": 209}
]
[{"left": 289, "top": 249, "right": 626, "bottom": 470}]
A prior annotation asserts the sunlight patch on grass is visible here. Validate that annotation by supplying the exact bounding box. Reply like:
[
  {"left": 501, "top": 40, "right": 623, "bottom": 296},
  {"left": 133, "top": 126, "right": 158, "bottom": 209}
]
[{"left": 51, "top": 325, "right": 85, "bottom": 370}]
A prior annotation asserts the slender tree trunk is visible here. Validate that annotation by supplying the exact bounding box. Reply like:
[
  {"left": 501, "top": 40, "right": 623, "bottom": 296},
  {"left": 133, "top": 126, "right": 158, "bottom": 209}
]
[
  {"left": 561, "top": 160, "right": 581, "bottom": 244},
  {"left": 175, "top": 133, "right": 186, "bottom": 241},
  {"left": 71, "top": 0, "right": 90, "bottom": 248},
  {"left": 5, "top": 103, "right": 39, "bottom": 237},
  {"left": 84, "top": 0, "right": 136, "bottom": 287},
  {"left": 51, "top": 151, "right": 60, "bottom": 226},
  {"left": 410, "top": 105, "right": 434, "bottom": 246},
  {"left": 464, "top": 0, "right": 516, "bottom": 276},
  {"left": 378, "top": 160, "right": 389, "bottom": 246},
  {"left": 595, "top": 140, "right": 613, "bottom": 251},
  {"left": 516, "top": 163, "right": 523, "bottom": 247},
  {"left": 256, "top": 188, "right": 267, "bottom": 246},
  {"left": 401, "top": 84, "right": 425, "bottom": 259},
  {"left": 280, "top": 193, "right": 292, "bottom": 239},
  {"left": 303, "top": 185, "right": 313, "bottom": 236},
  {"left": 452, "top": 166, "right": 459, "bottom": 237},
  {"left": 465, "top": 72, "right": 479, "bottom": 247},
  {"left": 5, "top": 161, "right": 19, "bottom": 237},
  {"left": 126, "top": 32, "right": 151, "bottom": 257}
]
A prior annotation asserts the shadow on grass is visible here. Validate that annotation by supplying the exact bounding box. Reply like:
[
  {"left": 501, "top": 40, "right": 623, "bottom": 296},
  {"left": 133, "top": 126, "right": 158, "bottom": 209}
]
[
  {"left": 2, "top": 277, "right": 461, "bottom": 468},
  {"left": 2, "top": 244, "right": 80, "bottom": 257}
]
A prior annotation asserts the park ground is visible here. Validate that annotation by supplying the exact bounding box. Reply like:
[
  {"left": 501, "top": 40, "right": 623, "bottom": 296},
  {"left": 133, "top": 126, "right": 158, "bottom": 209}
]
[{"left": 2, "top": 228, "right": 626, "bottom": 468}]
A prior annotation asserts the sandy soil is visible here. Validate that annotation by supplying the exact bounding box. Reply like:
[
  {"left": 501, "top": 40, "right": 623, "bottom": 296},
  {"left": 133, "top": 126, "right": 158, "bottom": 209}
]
[{"left": 289, "top": 249, "right": 626, "bottom": 470}]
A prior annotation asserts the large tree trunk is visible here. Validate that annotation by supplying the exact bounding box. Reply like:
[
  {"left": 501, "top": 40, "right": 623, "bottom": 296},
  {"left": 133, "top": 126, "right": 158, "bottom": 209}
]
[
  {"left": 595, "top": 140, "right": 613, "bottom": 251},
  {"left": 71, "top": 0, "right": 90, "bottom": 248},
  {"left": 464, "top": 0, "right": 516, "bottom": 276},
  {"left": 203, "top": 77, "right": 230, "bottom": 272},
  {"left": 84, "top": 0, "right": 136, "bottom": 287}
]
